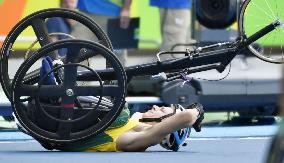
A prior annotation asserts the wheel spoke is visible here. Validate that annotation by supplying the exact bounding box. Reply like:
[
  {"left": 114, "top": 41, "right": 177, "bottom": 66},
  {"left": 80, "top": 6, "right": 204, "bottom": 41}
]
[
  {"left": 264, "top": 0, "right": 276, "bottom": 19},
  {"left": 31, "top": 18, "right": 58, "bottom": 59},
  {"left": 73, "top": 85, "right": 122, "bottom": 98},
  {"left": 16, "top": 84, "right": 65, "bottom": 98},
  {"left": 74, "top": 40, "right": 105, "bottom": 63},
  {"left": 251, "top": 1, "right": 274, "bottom": 21},
  {"left": 56, "top": 110, "right": 74, "bottom": 138},
  {"left": 31, "top": 18, "right": 51, "bottom": 46},
  {"left": 57, "top": 83, "right": 76, "bottom": 138},
  {"left": 76, "top": 49, "right": 100, "bottom": 63},
  {"left": 101, "top": 85, "right": 123, "bottom": 97},
  {"left": 66, "top": 46, "right": 82, "bottom": 63},
  {"left": 63, "top": 66, "right": 78, "bottom": 88},
  {"left": 63, "top": 47, "right": 81, "bottom": 88}
]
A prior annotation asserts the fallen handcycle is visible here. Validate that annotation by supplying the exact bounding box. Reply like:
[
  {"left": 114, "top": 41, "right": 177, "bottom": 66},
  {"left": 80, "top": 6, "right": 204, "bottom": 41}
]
[{"left": 0, "top": 0, "right": 283, "bottom": 154}]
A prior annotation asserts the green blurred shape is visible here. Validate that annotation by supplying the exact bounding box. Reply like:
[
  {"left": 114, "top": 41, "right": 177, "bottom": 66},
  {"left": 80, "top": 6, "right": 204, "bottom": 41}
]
[
  {"left": 243, "top": 0, "right": 284, "bottom": 46},
  {"left": 0, "top": 0, "right": 4, "bottom": 5},
  {"left": 137, "top": 0, "right": 161, "bottom": 49}
]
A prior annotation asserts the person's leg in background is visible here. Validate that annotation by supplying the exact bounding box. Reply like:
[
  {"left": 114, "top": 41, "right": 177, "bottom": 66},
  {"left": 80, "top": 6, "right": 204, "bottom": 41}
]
[
  {"left": 71, "top": 13, "right": 113, "bottom": 42},
  {"left": 71, "top": 12, "right": 128, "bottom": 67},
  {"left": 159, "top": 8, "right": 191, "bottom": 52}
]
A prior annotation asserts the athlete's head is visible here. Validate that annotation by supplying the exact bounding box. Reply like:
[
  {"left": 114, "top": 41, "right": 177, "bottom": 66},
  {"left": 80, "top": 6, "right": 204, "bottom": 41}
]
[
  {"left": 139, "top": 104, "right": 191, "bottom": 151},
  {"left": 159, "top": 105, "right": 191, "bottom": 152},
  {"left": 142, "top": 105, "right": 174, "bottom": 120}
]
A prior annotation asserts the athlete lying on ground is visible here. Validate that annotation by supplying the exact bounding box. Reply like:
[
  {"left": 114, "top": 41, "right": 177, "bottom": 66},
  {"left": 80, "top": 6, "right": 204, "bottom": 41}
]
[
  {"left": 55, "top": 103, "right": 204, "bottom": 152},
  {"left": 15, "top": 57, "right": 204, "bottom": 152}
]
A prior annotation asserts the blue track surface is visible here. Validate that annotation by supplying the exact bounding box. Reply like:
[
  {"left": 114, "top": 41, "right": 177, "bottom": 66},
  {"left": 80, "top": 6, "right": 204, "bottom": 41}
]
[
  {"left": 0, "top": 125, "right": 278, "bottom": 141},
  {"left": 0, "top": 125, "right": 277, "bottom": 163},
  {"left": 0, "top": 137, "right": 272, "bottom": 163}
]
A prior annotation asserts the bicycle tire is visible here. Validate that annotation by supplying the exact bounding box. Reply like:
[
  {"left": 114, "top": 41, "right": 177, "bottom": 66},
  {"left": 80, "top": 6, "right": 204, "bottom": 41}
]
[{"left": 239, "top": 0, "right": 284, "bottom": 63}]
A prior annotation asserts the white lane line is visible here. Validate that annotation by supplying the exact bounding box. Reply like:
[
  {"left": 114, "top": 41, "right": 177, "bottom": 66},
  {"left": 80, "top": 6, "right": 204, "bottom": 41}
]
[
  {"left": 0, "top": 140, "right": 36, "bottom": 144},
  {"left": 188, "top": 137, "right": 272, "bottom": 141}
]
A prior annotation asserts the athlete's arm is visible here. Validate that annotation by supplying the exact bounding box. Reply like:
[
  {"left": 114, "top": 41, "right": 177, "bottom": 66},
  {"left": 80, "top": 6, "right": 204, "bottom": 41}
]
[{"left": 117, "top": 109, "right": 199, "bottom": 151}]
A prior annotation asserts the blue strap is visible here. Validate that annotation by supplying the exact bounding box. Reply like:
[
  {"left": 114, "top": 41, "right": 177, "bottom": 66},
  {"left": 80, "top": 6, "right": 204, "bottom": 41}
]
[
  {"left": 39, "top": 57, "right": 56, "bottom": 85},
  {"left": 173, "top": 127, "right": 191, "bottom": 146},
  {"left": 45, "top": 56, "right": 53, "bottom": 68}
]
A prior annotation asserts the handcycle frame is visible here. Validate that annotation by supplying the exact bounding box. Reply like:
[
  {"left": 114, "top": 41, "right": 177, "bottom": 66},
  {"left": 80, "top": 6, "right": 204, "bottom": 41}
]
[
  {"left": 13, "top": 19, "right": 279, "bottom": 145},
  {"left": 76, "top": 20, "right": 281, "bottom": 84}
]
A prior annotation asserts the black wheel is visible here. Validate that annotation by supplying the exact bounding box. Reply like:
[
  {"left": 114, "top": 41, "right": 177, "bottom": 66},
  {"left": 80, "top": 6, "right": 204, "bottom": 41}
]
[
  {"left": 239, "top": 0, "right": 284, "bottom": 63},
  {"left": 0, "top": 8, "right": 113, "bottom": 101},
  {"left": 196, "top": 0, "right": 237, "bottom": 29},
  {"left": 12, "top": 39, "right": 126, "bottom": 143}
]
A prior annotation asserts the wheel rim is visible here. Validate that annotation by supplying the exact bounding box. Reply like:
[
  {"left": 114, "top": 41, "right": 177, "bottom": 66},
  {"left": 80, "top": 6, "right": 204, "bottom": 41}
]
[{"left": 239, "top": 0, "right": 284, "bottom": 63}]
